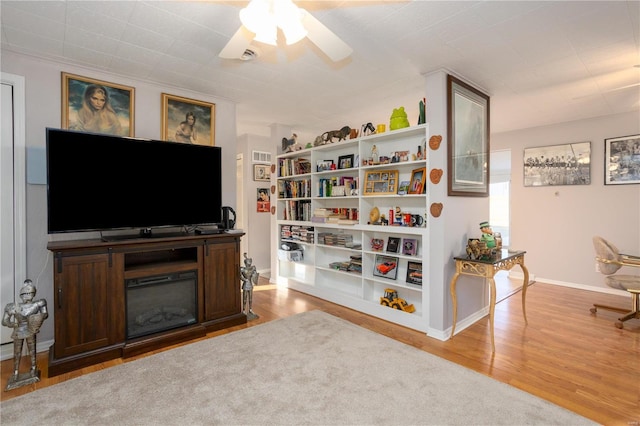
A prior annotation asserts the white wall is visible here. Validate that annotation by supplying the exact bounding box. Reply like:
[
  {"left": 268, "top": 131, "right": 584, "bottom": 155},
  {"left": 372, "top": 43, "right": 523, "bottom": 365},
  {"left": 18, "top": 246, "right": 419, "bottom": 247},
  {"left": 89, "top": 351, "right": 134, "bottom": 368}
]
[
  {"left": 1, "top": 50, "right": 238, "bottom": 344},
  {"left": 492, "top": 111, "right": 640, "bottom": 291},
  {"left": 237, "top": 133, "right": 273, "bottom": 274}
]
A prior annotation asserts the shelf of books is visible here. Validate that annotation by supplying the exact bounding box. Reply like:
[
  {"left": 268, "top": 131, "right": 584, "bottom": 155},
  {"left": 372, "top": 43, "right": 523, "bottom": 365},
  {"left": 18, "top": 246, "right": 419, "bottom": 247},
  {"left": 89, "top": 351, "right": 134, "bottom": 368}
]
[{"left": 275, "top": 124, "right": 434, "bottom": 332}]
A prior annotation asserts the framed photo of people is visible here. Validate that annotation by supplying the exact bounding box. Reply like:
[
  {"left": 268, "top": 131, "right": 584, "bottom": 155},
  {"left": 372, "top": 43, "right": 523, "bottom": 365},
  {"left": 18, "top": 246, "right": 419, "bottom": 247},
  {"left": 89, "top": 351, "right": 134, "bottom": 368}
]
[
  {"left": 257, "top": 188, "right": 270, "bottom": 212},
  {"left": 523, "top": 142, "right": 591, "bottom": 186},
  {"left": 447, "top": 74, "right": 490, "bottom": 197},
  {"left": 61, "top": 72, "right": 135, "bottom": 137},
  {"left": 604, "top": 134, "right": 640, "bottom": 185},
  {"left": 161, "top": 93, "right": 215, "bottom": 146}
]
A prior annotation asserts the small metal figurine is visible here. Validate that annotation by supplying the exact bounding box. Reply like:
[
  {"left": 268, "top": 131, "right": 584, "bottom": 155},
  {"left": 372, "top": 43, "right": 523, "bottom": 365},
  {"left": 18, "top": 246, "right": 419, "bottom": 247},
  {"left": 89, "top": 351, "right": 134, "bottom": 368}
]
[
  {"left": 2, "top": 279, "right": 49, "bottom": 391},
  {"left": 240, "top": 253, "right": 259, "bottom": 320}
]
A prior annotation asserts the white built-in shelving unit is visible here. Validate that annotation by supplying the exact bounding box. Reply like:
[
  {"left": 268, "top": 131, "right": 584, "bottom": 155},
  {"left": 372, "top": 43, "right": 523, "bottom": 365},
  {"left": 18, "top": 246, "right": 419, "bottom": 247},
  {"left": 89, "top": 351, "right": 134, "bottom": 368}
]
[{"left": 275, "top": 124, "right": 440, "bottom": 332}]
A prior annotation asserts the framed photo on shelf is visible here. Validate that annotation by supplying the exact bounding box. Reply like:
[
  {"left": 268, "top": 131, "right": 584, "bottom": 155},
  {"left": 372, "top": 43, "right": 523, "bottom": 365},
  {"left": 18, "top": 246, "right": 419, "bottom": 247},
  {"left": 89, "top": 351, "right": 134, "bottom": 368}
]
[
  {"left": 373, "top": 254, "right": 398, "bottom": 280},
  {"left": 397, "top": 181, "right": 410, "bottom": 195},
  {"left": 161, "top": 93, "right": 215, "bottom": 146},
  {"left": 317, "top": 159, "right": 334, "bottom": 172},
  {"left": 447, "top": 74, "right": 490, "bottom": 197},
  {"left": 604, "top": 134, "right": 640, "bottom": 185},
  {"left": 386, "top": 237, "right": 400, "bottom": 253},
  {"left": 61, "top": 72, "right": 135, "bottom": 137},
  {"left": 406, "top": 261, "right": 422, "bottom": 285},
  {"left": 363, "top": 170, "right": 399, "bottom": 195},
  {"left": 338, "top": 154, "right": 355, "bottom": 169},
  {"left": 523, "top": 142, "right": 591, "bottom": 186},
  {"left": 402, "top": 238, "right": 417, "bottom": 256},
  {"left": 408, "top": 167, "right": 426, "bottom": 194},
  {"left": 254, "top": 164, "right": 271, "bottom": 181}
]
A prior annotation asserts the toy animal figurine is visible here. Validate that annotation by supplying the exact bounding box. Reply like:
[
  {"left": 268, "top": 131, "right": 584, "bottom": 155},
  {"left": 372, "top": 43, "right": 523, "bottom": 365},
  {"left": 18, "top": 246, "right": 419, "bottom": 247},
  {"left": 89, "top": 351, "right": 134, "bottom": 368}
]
[
  {"left": 390, "top": 107, "right": 410, "bottom": 130},
  {"left": 281, "top": 133, "right": 299, "bottom": 152},
  {"left": 361, "top": 122, "right": 376, "bottom": 136},
  {"left": 314, "top": 135, "right": 324, "bottom": 146},
  {"left": 321, "top": 126, "right": 351, "bottom": 143}
]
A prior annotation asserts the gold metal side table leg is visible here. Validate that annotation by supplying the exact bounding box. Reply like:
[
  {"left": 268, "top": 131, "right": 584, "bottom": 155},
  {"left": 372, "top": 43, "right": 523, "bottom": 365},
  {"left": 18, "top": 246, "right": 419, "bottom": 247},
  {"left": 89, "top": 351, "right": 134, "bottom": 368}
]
[
  {"left": 450, "top": 272, "right": 461, "bottom": 339},
  {"left": 520, "top": 262, "right": 530, "bottom": 324},
  {"left": 488, "top": 277, "right": 496, "bottom": 353}
]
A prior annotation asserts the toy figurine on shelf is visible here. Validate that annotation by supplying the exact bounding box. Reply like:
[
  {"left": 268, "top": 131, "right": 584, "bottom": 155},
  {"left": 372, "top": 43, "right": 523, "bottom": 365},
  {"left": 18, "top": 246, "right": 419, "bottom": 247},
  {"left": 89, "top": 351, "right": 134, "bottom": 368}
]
[{"left": 479, "top": 221, "right": 496, "bottom": 248}]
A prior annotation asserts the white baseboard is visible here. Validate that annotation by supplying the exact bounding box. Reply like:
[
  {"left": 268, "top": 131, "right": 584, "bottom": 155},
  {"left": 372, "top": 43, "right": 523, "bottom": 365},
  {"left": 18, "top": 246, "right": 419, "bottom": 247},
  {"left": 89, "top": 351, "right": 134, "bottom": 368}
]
[
  {"left": 508, "top": 270, "right": 536, "bottom": 283},
  {"left": 534, "top": 277, "right": 630, "bottom": 297},
  {"left": 1, "top": 339, "right": 53, "bottom": 362}
]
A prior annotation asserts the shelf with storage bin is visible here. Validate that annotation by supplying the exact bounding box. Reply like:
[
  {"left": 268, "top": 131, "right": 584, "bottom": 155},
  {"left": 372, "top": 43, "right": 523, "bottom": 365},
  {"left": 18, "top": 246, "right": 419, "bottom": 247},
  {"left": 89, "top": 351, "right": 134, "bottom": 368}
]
[{"left": 275, "top": 124, "right": 435, "bottom": 333}]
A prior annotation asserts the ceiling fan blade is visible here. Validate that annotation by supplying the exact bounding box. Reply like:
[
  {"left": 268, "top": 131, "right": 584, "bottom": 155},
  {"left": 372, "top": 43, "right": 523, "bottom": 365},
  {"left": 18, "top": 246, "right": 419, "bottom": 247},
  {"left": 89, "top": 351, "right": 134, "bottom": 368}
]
[
  {"left": 219, "top": 26, "right": 254, "bottom": 59},
  {"left": 300, "top": 9, "right": 352, "bottom": 62},
  {"left": 572, "top": 82, "right": 640, "bottom": 100}
]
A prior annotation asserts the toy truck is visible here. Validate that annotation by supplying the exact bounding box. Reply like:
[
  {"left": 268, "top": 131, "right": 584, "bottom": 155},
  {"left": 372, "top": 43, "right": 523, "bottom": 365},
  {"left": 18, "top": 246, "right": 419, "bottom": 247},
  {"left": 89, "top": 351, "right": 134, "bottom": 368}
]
[{"left": 380, "top": 288, "right": 415, "bottom": 313}]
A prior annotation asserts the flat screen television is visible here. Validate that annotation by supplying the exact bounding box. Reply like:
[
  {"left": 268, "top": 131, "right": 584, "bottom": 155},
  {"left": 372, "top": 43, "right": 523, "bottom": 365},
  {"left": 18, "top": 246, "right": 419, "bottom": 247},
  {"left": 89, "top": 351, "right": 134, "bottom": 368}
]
[{"left": 46, "top": 128, "right": 222, "bottom": 236}]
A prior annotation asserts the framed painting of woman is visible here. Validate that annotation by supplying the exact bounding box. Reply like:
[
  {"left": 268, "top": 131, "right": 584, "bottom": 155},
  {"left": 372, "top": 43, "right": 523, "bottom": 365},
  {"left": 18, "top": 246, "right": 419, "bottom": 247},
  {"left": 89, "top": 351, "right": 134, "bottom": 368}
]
[
  {"left": 62, "top": 72, "right": 135, "bottom": 137},
  {"left": 161, "top": 94, "right": 215, "bottom": 146}
]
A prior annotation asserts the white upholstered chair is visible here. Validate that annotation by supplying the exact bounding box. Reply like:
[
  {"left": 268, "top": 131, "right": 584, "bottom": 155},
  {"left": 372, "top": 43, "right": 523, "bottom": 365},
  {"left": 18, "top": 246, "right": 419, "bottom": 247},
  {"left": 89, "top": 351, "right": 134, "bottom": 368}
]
[{"left": 590, "top": 236, "right": 640, "bottom": 329}]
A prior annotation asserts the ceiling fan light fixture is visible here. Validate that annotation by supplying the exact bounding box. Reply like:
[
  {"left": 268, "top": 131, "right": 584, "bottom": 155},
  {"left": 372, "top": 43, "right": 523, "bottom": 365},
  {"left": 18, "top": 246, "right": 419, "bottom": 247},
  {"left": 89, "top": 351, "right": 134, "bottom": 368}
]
[
  {"left": 239, "top": 0, "right": 270, "bottom": 34},
  {"left": 274, "top": 0, "right": 307, "bottom": 45},
  {"left": 253, "top": 25, "right": 278, "bottom": 46},
  {"left": 281, "top": 20, "right": 307, "bottom": 45}
]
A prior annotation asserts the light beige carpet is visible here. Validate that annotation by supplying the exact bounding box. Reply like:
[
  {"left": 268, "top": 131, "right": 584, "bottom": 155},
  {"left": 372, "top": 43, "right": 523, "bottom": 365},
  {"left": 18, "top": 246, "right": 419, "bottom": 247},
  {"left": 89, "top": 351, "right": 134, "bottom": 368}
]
[{"left": 1, "top": 310, "right": 594, "bottom": 425}]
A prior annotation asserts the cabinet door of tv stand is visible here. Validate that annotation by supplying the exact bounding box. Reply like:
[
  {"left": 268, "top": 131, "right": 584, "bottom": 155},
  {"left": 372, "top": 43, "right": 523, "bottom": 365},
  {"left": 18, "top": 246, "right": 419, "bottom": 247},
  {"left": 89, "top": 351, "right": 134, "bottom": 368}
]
[
  {"left": 52, "top": 252, "right": 125, "bottom": 359},
  {"left": 203, "top": 238, "right": 242, "bottom": 322}
]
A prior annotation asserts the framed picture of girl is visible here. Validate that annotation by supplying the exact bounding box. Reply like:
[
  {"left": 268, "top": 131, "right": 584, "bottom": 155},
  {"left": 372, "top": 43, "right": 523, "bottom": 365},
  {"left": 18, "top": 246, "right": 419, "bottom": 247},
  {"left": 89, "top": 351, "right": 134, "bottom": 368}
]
[
  {"left": 161, "top": 93, "right": 215, "bottom": 146},
  {"left": 62, "top": 72, "right": 135, "bottom": 137}
]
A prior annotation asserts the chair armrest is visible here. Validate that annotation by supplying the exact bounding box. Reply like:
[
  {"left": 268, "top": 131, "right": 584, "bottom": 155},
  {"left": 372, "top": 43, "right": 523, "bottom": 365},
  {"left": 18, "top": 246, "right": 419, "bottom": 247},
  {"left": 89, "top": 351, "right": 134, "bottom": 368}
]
[{"left": 620, "top": 253, "right": 640, "bottom": 267}]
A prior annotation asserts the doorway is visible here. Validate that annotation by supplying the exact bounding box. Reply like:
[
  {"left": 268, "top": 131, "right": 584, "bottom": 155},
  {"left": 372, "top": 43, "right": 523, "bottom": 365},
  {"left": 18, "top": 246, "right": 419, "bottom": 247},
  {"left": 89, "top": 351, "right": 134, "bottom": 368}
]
[
  {"left": 1, "top": 72, "right": 27, "bottom": 356},
  {"left": 490, "top": 149, "right": 518, "bottom": 302}
]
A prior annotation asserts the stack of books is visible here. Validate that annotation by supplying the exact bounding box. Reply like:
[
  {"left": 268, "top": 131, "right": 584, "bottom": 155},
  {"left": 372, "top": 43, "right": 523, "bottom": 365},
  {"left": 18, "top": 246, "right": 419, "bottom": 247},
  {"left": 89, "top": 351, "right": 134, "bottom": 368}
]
[
  {"left": 323, "top": 233, "right": 354, "bottom": 247},
  {"left": 347, "top": 255, "right": 362, "bottom": 274}
]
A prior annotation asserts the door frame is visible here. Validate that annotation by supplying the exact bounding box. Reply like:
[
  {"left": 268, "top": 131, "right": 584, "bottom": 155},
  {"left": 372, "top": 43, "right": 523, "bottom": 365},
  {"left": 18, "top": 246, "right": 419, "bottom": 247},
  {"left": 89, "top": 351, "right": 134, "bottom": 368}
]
[{"left": 1, "top": 72, "right": 27, "bottom": 356}]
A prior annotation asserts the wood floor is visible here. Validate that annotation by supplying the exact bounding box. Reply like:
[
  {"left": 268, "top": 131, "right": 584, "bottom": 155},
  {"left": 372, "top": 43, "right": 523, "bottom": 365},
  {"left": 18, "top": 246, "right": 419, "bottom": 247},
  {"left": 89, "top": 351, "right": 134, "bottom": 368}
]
[{"left": 2, "top": 281, "right": 638, "bottom": 425}]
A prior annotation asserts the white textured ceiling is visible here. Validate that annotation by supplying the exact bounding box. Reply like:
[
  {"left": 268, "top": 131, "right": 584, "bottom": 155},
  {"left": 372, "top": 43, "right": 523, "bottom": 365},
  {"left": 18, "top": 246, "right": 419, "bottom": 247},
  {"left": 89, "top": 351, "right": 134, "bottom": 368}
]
[{"left": 1, "top": 0, "right": 639, "bottom": 143}]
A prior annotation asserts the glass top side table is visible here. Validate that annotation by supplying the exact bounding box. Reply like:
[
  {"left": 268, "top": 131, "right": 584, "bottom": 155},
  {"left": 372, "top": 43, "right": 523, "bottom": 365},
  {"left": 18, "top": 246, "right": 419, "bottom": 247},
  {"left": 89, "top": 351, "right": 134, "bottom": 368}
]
[{"left": 450, "top": 250, "right": 529, "bottom": 352}]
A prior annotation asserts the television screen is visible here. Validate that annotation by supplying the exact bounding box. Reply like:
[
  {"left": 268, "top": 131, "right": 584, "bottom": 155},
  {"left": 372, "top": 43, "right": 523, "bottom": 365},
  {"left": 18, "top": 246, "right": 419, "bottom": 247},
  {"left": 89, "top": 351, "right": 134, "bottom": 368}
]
[{"left": 46, "top": 128, "right": 222, "bottom": 234}]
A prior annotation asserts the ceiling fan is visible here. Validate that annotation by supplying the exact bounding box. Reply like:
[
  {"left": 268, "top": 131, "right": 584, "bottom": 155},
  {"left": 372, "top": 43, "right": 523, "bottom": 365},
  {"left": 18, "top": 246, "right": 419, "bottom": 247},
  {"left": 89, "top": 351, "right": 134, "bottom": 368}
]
[{"left": 219, "top": 0, "right": 353, "bottom": 62}]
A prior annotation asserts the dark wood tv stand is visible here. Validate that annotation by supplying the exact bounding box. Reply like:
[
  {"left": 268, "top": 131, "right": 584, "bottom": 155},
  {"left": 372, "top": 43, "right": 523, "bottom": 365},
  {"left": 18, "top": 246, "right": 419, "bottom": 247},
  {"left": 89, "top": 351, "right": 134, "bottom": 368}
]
[{"left": 46, "top": 232, "right": 245, "bottom": 377}]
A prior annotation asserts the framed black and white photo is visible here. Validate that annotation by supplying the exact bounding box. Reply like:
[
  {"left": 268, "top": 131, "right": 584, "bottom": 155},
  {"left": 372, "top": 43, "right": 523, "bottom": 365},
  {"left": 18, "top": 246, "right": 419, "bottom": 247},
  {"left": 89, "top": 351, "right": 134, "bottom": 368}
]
[
  {"left": 447, "top": 74, "right": 490, "bottom": 197},
  {"left": 373, "top": 254, "right": 398, "bottom": 280},
  {"left": 254, "top": 164, "right": 271, "bottom": 181},
  {"left": 604, "top": 134, "right": 640, "bottom": 185},
  {"left": 523, "top": 142, "right": 591, "bottom": 186}
]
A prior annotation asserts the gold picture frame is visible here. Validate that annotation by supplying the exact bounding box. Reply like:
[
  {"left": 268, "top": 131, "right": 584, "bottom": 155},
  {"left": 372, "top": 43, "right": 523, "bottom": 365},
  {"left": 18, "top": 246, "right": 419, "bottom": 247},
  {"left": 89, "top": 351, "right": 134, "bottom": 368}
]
[
  {"left": 161, "top": 93, "right": 215, "bottom": 146},
  {"left": 61, "top": 72, "right": 135, "bottom": 137},
  {"left": 363, "top": 170, "right": 399, "bottom": 195},
  {"left": 409, "top": 167, "right": 426, "bottom": 194}
]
